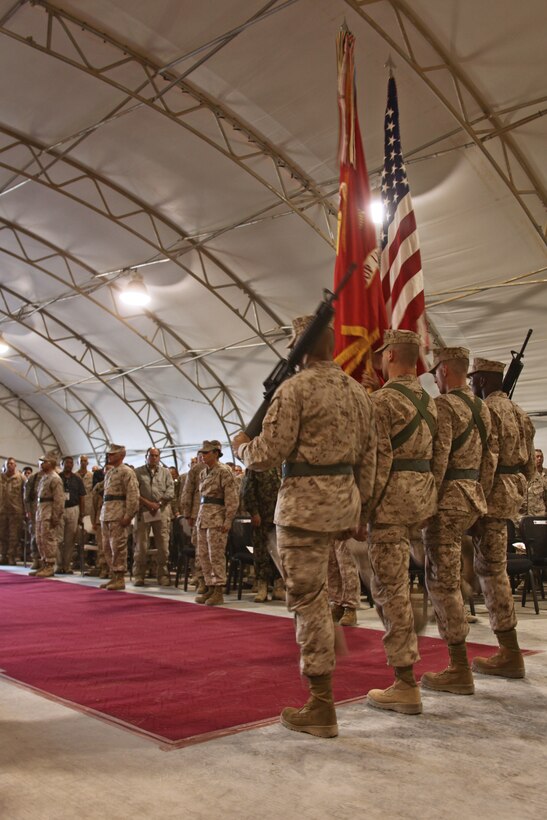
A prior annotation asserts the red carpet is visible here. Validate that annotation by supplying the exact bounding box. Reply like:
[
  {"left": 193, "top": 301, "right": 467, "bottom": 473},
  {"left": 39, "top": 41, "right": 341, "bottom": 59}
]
[{"left": 0, "top": 571, "right": 501, "bottom": 747}]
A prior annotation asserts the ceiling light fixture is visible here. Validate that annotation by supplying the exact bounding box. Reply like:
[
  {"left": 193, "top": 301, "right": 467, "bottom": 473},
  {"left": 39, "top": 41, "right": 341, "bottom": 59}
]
[
  {"left": 370, "top": 198, "right": 385, "bottom": 226},
  {"left": 119, "top": 271, "right": 151, "bottom": 307},
  {"left": 0, "top": 333, "right": 10, "bottom": 356}
]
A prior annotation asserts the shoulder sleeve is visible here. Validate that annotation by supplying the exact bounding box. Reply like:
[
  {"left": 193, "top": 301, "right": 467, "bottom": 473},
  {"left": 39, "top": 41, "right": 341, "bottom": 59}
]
[{"left": 239, "top": 380, "right": 300, "bottom": 470}]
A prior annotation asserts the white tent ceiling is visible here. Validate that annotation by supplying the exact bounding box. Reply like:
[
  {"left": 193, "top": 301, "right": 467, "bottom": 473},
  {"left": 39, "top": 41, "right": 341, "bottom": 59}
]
[{"left": 0, "top": 0, "right": 545, "bottom": 466}]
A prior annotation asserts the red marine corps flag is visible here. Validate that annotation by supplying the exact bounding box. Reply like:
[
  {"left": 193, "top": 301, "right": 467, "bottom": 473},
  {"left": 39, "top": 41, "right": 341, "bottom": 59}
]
[
  {"left": 333, "top": 26, "right": 387, "bottom": 383},
  {"left": 380, "top": 74, "right": 428, "bottom": 369}
]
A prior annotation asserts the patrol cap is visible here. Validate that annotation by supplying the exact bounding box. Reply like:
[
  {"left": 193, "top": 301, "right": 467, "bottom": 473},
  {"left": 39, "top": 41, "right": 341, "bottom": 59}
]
[
  {"left": 467, "top": 358, "right": 505, "bottom": 376},
  {"left": 376, "top": 328, "right": 422, "bottom": 353},
  {"left": 287, "top": 314, "right": 334, "bottom": 349},
  {"left": 106, "top": 443, "right": 126, "bottom": 455},
  {"left": 39, "top": 452, "right": 58, "bottom": 466},
  {"left": 429, "top": 346, "right": 470, "bottom": 374},
  {"left": 198, "top": 439, "right": 223, "bottom": 457}
]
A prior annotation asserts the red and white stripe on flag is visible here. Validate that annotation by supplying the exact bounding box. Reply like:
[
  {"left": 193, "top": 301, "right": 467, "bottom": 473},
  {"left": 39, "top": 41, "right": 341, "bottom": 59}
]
[{"left": 380, "top": 76, "right": 428, "bottom": 366}]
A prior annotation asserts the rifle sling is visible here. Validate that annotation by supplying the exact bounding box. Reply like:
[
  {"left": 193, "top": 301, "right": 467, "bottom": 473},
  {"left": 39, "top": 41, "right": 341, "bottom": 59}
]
[
  {"left": 385, "top": 383, "right": 436, "bottom": 451},
  {"left": 450, "top": 390, "right": 488, "bottom": 452}
]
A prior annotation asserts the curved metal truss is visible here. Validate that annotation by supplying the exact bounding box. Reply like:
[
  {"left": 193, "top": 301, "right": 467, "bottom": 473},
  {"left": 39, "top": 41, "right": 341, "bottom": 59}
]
[
  {"left": 0, "top": 381, "right": 60, "bottom": 456},
  {"left": 0, "top": 341, "right": 110, "bottom": 459},
  {"left": 0, "top": 217, "right": 245, "bottom": 444},
  {"left": 0, "top": 122, "right": 286, "bottom": 361},
  {"left": 0, "top": 282, "right": 176, "bottom": 455},
  {"left": 0, "top": 0, "right": 337, "bottom": 248},
  {"left": 344, "top": 0, "right": 546, "bottom": 243}
]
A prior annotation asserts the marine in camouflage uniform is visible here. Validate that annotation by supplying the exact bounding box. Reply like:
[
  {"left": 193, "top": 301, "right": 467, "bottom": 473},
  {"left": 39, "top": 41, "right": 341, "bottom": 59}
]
[
  {"left": 99, "top": 444, "right": 140, "bottom": 591},
  {"left": 180, "top": 456, "right": 207, "bottom": 591},
  {"left": 520, "top": 449, "right": 547, "bottom": 517},
  {"left": 90, "top": 466, "right": 111, "bottom": 578},
  {"left": 24, "top": 466, "right": 43, "bottom": 569},
  {"left": 0, "top": 458, "right": 25, "bottom": 565},
  {"left": 133, "top": 449, "right": 175, "bottom": 587},
  {"left": 241, "top": 467, "right": 282, "bottom": 601},
  {"left": 194, "top": 440, "right": 239, "bottom": 605},
  {"left": 31, "top": 453, "right": 65, "bottom": 578},
  {"left": 469, "top": 358, "right": 535, "bottom": 677},
  {"left": 234, "top": 315, "right": 376, "bottom": 738},
  {"left": 421, "top": 347, "right": 492, "bottom": 695},
  {"left": 367, "top": 329, "right": 437, "bottom": 716}
]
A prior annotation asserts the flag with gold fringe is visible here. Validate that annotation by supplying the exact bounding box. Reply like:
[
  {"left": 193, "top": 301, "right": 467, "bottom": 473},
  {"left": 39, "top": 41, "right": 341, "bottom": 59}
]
[{"left": 333, "top": 26, "right": 387, "bottom": 382}]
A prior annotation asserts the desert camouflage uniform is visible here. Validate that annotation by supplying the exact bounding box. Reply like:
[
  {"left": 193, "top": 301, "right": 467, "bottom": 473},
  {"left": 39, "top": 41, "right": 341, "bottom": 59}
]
[
  {"left": 241, "top": 468, "right": 281, "bottom": 583},
  {"left": 196, "top": 463, "right": 239, "bottom": 586},
  {"left": 77, "top": 470, "right": 94, "bottom": 518},
  {"left": 327, "top": 539, "right": 360, "bottom": 609},
  {"left": 424, "top": 386, "right": 492, "bottom": 644},
  {"left": 0, "top": 470, "right": 25, "bottom": 563},
  {"left": 239, "top": 360, "right": 376, "bottom": 677},
  {"left": 100, "top": 465, "right": 140, "bottom": 573},
  {"left": 23, "top": 471, "right": 42, "bottom": 562},
  {"left": 180, "top": 461, "right": 207, "bottom": 575},
  {"left": 369, "top": 375, "right": 437, "bottom": 668},
  {"left": 35, "top": 472, "right": 65, "bottom": 567},
  {"left": 475, "top": 391, "right": 535, "bottom": 631},
  {"left": 520, "top": 470, "right": 547, "bottom": 517},
  {"left": 91, "top": 480, "right": 107, "bottom": 572},
  {"left": 134, "top": 464, "right": 174, "bottom": 582}
]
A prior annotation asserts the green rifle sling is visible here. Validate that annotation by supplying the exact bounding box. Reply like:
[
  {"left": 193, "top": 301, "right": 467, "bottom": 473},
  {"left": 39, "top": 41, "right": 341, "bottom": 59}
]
[
  {"left": 450, "top": 390, "right": 488, "bottom": 453},
  {"left": 384, "top": 382, "right": 437, "bottom": 451}
]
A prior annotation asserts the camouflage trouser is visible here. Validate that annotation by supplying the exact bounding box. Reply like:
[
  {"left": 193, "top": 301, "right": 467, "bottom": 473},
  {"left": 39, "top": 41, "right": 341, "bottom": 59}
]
[
  {"left": 58, "top": 506, "right": 79, "bottom": 572},
  {"left": 277, "top": 525, "right": 336, "bottom": 677},
  {"left": 94, "top": 524, "right": 106, "bottom": 569},
  {"left": 134, "top": 512, "right": 171, "bottom": 581},
  {"left": 327, "top": 539, "right": 360, "bottom": 608},
  {"left": 369, "top": 523, "right": 420, "bottom": 668},
  {"left": 253, "top": 523, "right": 280, "bottom": 583},
  {"left": 101, "top": 521, "right": 130, "bottom": 573},
  {"left": 0, "top": 512, "right": 24, "bottom": 562},
  {"left": 473, "top": 516, "right": 517, "bottom": 632},
  {"left": 424, "top": 509, "right": 476, "bottom": 645},
  {"left": 36, "top": 518, "right": 61, "bottom": 565},
  {"left": 197, "top": 526, "right": 229, "bottom": 586},
  {"left": 191, "top": 524, "right": 202, "bottom": 577}
]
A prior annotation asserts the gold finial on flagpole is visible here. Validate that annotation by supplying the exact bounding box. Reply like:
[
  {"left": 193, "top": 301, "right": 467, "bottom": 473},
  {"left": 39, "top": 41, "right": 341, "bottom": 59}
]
[{"left": 385, "top": 54, "right": 396, "bottom": 77}]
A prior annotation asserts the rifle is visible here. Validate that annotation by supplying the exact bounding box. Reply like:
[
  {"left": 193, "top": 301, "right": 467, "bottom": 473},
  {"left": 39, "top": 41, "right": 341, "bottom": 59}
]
[
  {"left": 244, "top": 264, "right": 357, "bottom": 438},
  {"left": 502, "top": 329, "right": 532, "bottom": 399}
]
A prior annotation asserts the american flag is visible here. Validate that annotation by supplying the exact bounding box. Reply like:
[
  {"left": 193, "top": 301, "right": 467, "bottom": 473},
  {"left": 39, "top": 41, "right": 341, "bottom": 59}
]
[{"left": 380, "top": 76, "right": 428, "bottom": 358}]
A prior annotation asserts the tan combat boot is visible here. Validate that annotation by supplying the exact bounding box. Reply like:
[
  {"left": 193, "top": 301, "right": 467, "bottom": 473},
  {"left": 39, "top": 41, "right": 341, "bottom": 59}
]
[
  {"left": 132, "top": 577, "right": 145, "bottom": 587},
  {"left": 339, "top": 607, "right": 357, "bottom": 627},
  {"left": 35, "top": 564, "right": 55, "bottom": 578},
  {"left": 105, "top": 571, "right": 126, "bottom": 591},
  {"left": 421, "top": 643, "right": 475, "bottom": 695},
  {"left": 471, "top": 628, "right": 525, "bottom": 679},
  {"left": 195, "top": 586, "right": 214, "bottom": 604},
  {"left": 280, "top": 673, "right": 338, "bottom": 738},
  {"left": 254, "top": 580, "right": 268, "bottom": 603},
  {"left": 367, "top": 666, "right": 422, "bottom": 715},
  {"left": 205, "top": 585, "right": 225, "bottom": 606},
  {"left": 30, "top": 558, "right": 42, "bottom": 571},
  {"left": 272, "top": 578, "right": 286, "bottom": 601},
  {"left": 195, "top": 577, "right": 207, "bottom": 595},
  {"left": 330, "top": 603, "right": 344, "bottom": 623}
]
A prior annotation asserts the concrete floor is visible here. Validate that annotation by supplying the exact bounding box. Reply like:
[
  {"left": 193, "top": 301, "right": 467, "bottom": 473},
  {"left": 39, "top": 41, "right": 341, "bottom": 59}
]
[{"left": 1, "top": 565, "right": 546, "bottom": 820}]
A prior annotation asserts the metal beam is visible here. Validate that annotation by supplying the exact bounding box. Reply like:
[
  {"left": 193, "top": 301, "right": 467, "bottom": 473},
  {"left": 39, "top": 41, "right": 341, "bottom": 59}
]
[
  {"left": 0, "top": 124, "right": 287, "bottom": 360},
  {"left": 0, "top": 381, "right": 60, "bottom": 455},
  {"left": 0, "top": 283, "right": 176, "bottom": 455},
  {"left": 0, "top": 342, "right": 110, "bottom": 459},
  {"left": 0, "top": 218, "right": 246, "bottom": 444},
  {"left": 345, "top": 0, "right": 546, "bottom": 243},
  {"left": 0, "top": 0, "right": 337, "bottom": 247}
]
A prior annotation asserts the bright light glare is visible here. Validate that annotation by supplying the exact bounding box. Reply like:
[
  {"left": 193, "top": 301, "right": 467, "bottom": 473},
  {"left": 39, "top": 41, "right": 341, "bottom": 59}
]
[
  {"left": 0, "top": 340, "right": 9, "bottom": 356},
  {"left": 120, "top": 289, "right": 151, "bottom": 307},
  {"left": 370, "top": 200, "right": 384, "bottom": 225}
]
